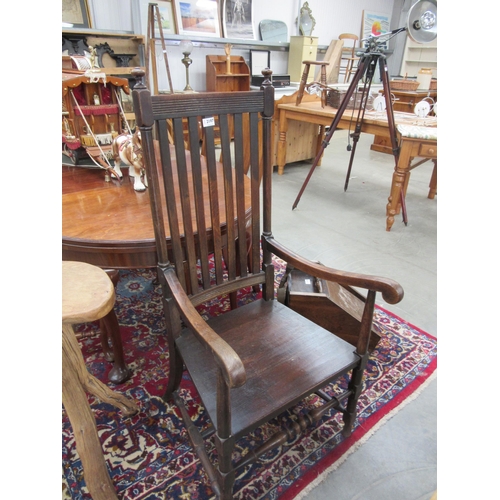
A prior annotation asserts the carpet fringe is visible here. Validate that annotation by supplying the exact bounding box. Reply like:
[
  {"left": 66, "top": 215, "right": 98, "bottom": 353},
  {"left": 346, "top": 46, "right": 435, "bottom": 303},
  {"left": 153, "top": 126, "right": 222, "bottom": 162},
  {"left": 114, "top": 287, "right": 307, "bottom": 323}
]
[{"left": 292, "top": 370, "right": 437, "bottom": 500}]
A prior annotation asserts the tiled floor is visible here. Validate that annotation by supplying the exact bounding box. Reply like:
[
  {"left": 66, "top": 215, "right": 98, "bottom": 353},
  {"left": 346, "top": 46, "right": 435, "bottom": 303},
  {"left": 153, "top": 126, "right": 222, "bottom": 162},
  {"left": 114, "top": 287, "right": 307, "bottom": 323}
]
[{"left": 271, "top": 129, "right": 437, "bottom": 500}]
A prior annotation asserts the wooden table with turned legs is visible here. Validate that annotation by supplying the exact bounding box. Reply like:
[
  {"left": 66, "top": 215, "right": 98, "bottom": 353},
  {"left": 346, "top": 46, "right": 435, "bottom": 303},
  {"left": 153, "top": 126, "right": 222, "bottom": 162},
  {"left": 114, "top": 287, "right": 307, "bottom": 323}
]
[{"left": 276, "top": 93, "right": 437, "bottom": 230}]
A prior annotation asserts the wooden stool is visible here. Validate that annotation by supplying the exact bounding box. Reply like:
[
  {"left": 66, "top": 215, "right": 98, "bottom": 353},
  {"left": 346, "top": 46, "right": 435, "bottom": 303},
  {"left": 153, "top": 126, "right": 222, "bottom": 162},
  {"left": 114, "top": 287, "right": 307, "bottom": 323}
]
[
  {"left": 296, "top": 60, "right": 329, "bottom": 106},
  {"left": 71, "top": 265, "right": 130, "bottom": 384},
  {"left": 62, "top": 261, "right": 139, "bottom": 500}
]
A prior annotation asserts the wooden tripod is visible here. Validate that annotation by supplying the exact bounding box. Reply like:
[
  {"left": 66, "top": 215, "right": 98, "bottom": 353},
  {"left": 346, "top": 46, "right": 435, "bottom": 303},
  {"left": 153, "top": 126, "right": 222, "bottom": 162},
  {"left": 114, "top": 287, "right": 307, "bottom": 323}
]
[{"left": 292, "top": 34, "right": 408, "bottom": 226}]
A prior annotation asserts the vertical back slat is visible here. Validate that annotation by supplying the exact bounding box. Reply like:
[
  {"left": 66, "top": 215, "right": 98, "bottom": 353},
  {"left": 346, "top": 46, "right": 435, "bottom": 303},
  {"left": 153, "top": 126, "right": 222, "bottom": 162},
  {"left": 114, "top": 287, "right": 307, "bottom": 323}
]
[
  {"left": 249, "top": 110, "right": 260, "bottom": 275},
  {"left": 157, "top": 119, "right": 186, "bottom": 290},
  {"left": 202, "top": 116, "right": 224, "bottom": 285},
  {"left": 187, "top": 115, "right": 211, "bottom": 289},
  {"left": 172, "top": 117, "right": 199, "bottom": 293},
  {"left": 219, "top": 113, "right": 236, "bottom": 281},
  {"left": 233, "top": 112, "right": 248, "bottom": 277}
]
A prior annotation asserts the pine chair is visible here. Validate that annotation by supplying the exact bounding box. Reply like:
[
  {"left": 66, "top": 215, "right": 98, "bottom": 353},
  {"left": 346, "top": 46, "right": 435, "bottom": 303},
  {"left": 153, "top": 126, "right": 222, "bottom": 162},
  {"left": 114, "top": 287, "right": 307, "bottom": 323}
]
[
  {"left": 132, "top": 68, "right": 404, "bottom": 499},
  {"left": 339, "top": 33, "right": 360, "bottom": 83}
]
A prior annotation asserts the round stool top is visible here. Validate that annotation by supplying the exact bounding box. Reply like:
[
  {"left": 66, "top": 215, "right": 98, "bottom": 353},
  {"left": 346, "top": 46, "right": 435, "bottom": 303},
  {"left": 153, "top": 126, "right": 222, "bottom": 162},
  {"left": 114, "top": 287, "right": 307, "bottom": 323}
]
[{"left": 62, "top": 261, "right": 116, "bottom": 324}]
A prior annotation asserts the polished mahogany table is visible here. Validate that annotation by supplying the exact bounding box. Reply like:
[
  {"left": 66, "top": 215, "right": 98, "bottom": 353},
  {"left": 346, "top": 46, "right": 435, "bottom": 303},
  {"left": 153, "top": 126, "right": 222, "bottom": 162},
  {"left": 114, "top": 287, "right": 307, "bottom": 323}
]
[
  {"left": 62, "top": 149, "right": 252, "bottom": 269},
  {"left": 63, "top": 166, "right": 160, "bottom": 268}
]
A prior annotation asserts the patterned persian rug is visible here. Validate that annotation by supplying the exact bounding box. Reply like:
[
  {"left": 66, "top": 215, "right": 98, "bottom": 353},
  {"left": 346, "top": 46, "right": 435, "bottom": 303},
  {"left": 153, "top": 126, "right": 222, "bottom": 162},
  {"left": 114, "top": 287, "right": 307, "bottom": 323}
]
[{"left": 62, "top": 260, "right": 437, "bottom": 500}]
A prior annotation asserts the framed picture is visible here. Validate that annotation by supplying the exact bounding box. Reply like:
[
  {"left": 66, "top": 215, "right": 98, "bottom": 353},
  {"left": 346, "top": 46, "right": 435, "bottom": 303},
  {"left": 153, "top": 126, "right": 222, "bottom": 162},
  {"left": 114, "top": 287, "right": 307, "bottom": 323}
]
[
  {"left": 62, "top": 0, "right": 92, "bottom": 29},
  {"left": 361, "top": 11, "right": 391, "bottom": 49},
  {"left": 173, "top": 0, "right": 221, "bottom": 38},
  {"left": 155, "top": 0, "right": 177, "bottom": 35},
  {"left": 222, "top": 0, "right": 255, "bottom": 40}
]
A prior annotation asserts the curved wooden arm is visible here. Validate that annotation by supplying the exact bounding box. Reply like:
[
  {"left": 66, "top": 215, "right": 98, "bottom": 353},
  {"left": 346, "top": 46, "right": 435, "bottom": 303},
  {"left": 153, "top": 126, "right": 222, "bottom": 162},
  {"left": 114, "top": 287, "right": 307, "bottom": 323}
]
[
  {"left": 163, "top": 268, "right": 247, "bottom": 389},
  {"left": 265, "top": 237, "right": 404, "bottom": 305}
]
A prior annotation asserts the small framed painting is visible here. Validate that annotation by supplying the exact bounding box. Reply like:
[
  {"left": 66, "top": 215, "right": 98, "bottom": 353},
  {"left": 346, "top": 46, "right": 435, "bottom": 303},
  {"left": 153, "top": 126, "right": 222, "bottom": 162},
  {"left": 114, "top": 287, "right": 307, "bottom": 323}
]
[
  {"left": 155, "top": 0, "right": 177, "bottom": 35},
  {"left": 173, "top": 0, "right": 221, "bottom": 38},
  {"left": 361, "top": 11, "right": 391, "bottom": 49},
  {"left": 222, "top": 0, "right": 255, "bottom": 40},
  {"left": 62, "top": 0, "right": 92, "bottom": 29}
]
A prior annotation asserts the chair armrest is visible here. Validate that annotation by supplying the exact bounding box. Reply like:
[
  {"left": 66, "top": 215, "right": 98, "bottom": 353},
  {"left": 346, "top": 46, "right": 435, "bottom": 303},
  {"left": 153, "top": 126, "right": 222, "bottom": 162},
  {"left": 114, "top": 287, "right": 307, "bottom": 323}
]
[
  {"left": 163, "top": 267, "right": 247, "bottom": 389},
  {"left": 264, "top": 237, "right": 404, "bottom": 305}
]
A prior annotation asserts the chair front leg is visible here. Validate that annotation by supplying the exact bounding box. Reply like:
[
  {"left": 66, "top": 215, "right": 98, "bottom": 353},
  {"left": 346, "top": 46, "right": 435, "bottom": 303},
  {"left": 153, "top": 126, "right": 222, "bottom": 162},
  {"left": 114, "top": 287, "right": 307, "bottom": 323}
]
[{"left": 215, "top": 370, "right": 236, "bottom": 499}]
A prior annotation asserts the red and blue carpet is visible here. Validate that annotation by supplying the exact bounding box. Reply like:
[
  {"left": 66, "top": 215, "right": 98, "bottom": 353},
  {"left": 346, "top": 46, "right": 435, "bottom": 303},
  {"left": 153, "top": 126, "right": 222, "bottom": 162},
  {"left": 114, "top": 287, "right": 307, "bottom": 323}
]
[{"left": 62, "top": 261, "right": 437, "bottom": 499}]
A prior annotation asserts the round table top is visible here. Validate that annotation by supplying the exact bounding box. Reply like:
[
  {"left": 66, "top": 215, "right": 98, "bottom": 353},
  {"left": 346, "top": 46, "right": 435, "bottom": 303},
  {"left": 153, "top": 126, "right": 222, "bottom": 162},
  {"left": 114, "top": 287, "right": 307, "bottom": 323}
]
[{"left": 62, "top": 150, "right": 251, "bottom": 269}]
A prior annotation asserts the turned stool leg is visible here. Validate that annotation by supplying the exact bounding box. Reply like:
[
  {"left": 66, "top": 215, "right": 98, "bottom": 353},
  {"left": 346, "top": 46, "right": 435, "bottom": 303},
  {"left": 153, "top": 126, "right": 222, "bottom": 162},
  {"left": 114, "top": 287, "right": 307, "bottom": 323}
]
[
  {"left": 296, "top": 61, "right": 330, "bottom": 107},
  {"left": 319, "top": 63, "right": 328, "bottom": 107},
  {"left": 296, "top": 62, "right": 312, "bottom": 105}
]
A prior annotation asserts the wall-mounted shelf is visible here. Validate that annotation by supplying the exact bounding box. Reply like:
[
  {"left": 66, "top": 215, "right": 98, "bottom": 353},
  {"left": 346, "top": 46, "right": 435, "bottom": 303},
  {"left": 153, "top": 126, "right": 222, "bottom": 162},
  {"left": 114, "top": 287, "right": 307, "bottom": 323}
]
[
  {"left": 206, "top": 55, "right": 250, "bottom": 92},
  {"left": 147, "top": 34, "right": 332, "bottom": 55},
  {"left": 62, "top": 29, "right": 145, "bottom": 72},
  {"left": 150, "top": 33, "right": 291, "bottom": 52},
  {"left": 63, "top": 28, "right": 335, "bottom": 55}
]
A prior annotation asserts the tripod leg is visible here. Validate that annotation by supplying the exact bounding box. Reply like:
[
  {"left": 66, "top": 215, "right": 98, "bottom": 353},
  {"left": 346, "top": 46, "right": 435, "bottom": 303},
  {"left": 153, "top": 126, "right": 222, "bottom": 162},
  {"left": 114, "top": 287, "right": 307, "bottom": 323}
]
[
  {"left": 292, "top": 56, "right": 372, "bottom": 210},
  {"left": 344, "top": 125, "right": 361, "bottom": 191},
  {"left": 342, "top": 62, "right": 377, "bottom": 192}
]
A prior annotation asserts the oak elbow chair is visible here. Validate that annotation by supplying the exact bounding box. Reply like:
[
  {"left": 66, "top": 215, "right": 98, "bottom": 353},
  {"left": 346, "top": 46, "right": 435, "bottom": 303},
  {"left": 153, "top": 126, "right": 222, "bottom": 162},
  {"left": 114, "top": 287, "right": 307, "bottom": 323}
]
[{"left": 132, "top": 68, "right": 404, "bottom": 499}]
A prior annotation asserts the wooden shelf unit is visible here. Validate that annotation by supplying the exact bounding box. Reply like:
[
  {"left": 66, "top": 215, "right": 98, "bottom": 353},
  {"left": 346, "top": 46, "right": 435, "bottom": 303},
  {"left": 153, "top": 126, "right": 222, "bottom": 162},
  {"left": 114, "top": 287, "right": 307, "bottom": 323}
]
[
  {"left": 400, "top": 37, "right": 437, "bottom": 78},
  {"left": 62, "top": 29, "right": 145, "bottom": 77},
  {"left": 206, "top": 55, "right": 250, "bottom": 92}
]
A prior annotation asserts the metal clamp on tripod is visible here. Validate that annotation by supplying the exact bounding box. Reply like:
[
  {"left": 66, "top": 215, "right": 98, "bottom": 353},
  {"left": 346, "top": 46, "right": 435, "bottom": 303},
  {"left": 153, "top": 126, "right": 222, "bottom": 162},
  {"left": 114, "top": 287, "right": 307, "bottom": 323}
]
[{"left": 292, "top": 0, "right": 437, "bottom": 229}]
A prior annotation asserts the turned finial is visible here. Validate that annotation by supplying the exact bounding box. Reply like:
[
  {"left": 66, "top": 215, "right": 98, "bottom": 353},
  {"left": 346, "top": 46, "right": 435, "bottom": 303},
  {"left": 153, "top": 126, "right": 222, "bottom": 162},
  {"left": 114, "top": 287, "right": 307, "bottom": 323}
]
[
  {"left": 261, "top": 68, "right": 273, "bottom": 88},
  {"left": 131, "top": 67, "right": 146, "bottom": 89}
]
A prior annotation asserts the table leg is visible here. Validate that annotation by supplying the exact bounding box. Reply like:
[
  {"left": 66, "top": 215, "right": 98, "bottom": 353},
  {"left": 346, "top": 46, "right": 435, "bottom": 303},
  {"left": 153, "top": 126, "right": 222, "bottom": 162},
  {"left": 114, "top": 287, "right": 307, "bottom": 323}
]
[
  {"left": 316, "top": 125, "right": 325, "bottom": 167},
  {"left": 386, "top": 140, "right": 413, "bottom": 231},
  {"left": 277, "top": 110, "right": 288, "bottom": 175},
  {"left": 428, "top": 159, "right": 437, "bottom": 199},
  {"left": 396, "top": 170, "right": 412, "bottom": 215}
]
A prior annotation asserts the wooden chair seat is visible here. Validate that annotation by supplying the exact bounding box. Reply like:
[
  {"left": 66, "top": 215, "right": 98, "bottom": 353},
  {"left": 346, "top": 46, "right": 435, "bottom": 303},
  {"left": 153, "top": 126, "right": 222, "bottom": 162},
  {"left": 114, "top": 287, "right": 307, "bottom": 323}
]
[{"left": 178, "top": 299, "right": 359, "bottom": 437}]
